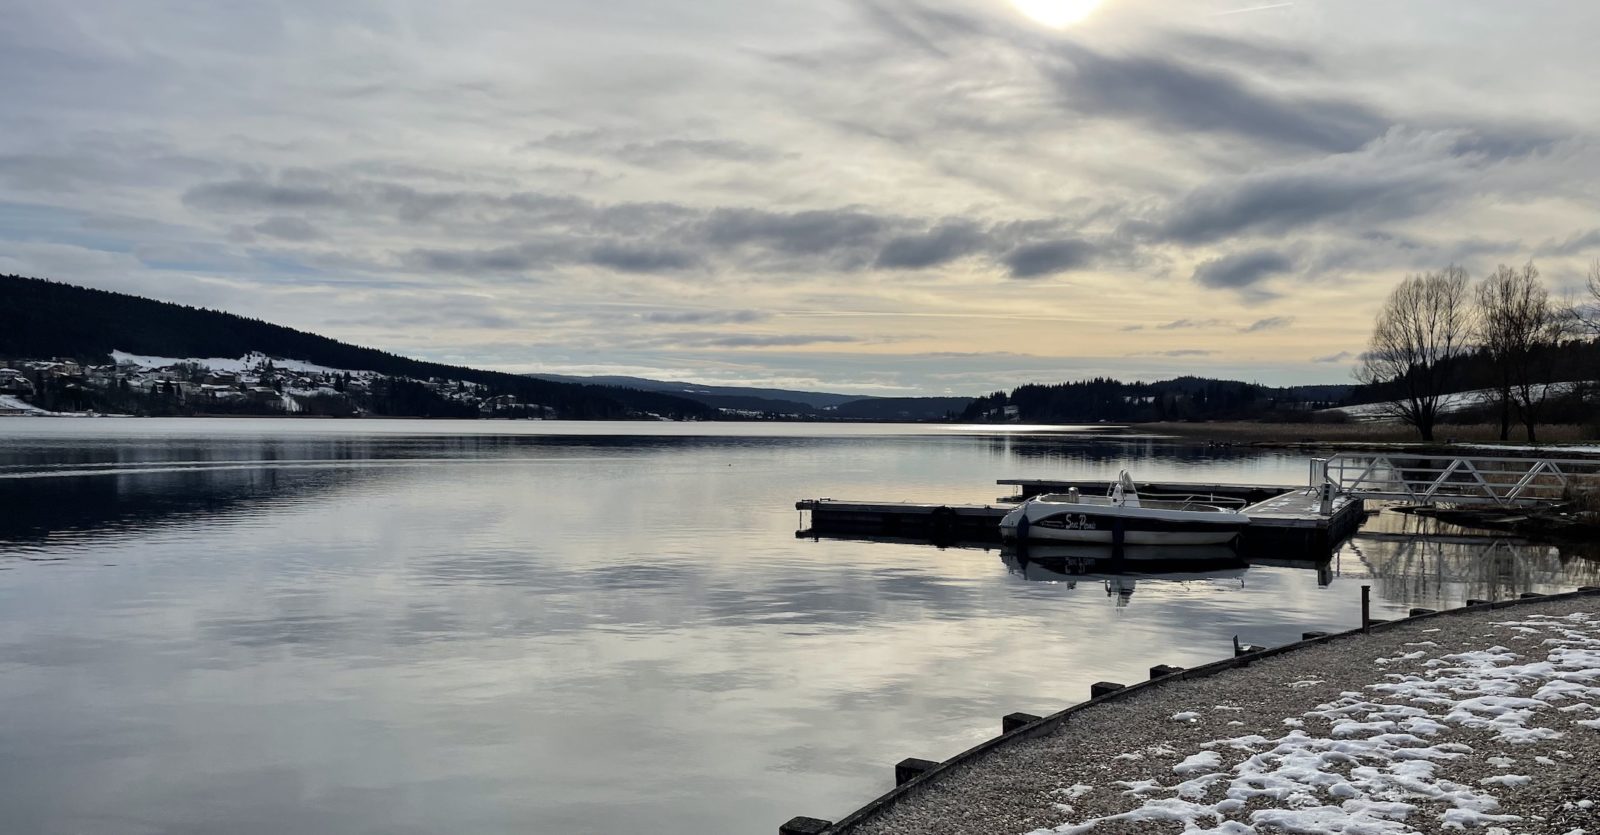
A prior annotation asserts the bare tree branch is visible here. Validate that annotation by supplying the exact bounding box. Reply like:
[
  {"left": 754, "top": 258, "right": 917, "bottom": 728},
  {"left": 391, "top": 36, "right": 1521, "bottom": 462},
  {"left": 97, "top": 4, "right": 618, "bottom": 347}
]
[{"left": 1357, "top": 266, "right": 1473, "bottom": 442}]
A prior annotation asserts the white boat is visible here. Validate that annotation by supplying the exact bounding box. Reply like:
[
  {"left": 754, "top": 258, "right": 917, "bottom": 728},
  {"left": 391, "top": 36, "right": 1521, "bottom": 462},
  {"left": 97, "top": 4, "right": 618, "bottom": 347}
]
[{"left": 999, "top": 470, "right": 1250, "bottom": 546}]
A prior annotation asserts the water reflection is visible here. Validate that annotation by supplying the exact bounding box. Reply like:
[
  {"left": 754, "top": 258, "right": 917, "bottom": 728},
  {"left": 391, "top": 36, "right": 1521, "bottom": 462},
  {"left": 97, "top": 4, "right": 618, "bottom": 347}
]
[
  {"left": 1335, "top": 510, "right": 1600, "bottom": 608},
  {"left": 0, "top": 420, "right": 1597, "bottom": 835},
  {"left": 1002, "top": 548, "right": 1250, "bottom": 608}
]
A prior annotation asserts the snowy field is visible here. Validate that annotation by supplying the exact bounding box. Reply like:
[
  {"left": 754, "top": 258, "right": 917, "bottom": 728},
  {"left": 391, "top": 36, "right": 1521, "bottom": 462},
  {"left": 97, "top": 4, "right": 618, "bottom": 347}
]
[
  {"left": 1330, "top": 383, "right": 1591, "bottom": 422},
  {"left": 852, "top": 597, "right": 1600, "bottom": 835}
]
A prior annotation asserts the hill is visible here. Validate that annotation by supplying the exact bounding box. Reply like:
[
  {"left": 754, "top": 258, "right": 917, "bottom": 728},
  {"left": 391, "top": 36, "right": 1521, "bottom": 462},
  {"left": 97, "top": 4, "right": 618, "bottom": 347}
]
[
  {"left": 0, "top": 274, "right": 713, "bottom": 419},
  {"left": 529, "top": 374, "right": 872, "bottom": 409}
]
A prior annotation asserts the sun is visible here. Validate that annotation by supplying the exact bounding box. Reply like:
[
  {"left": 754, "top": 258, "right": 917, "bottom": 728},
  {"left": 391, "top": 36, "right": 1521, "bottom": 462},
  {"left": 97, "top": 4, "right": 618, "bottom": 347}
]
[{"left": 1008, "top": 0, "right": 1105, "bottom": 27}]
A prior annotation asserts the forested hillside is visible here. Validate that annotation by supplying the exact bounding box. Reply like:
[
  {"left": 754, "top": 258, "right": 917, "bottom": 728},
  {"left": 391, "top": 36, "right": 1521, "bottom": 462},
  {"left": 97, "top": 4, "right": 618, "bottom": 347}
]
[
  {"left": 962, "top": 377, "right": 1353, "bottom": 423},
  {"left": 0, "top": 274, "right": 712, "bottom": 419}
]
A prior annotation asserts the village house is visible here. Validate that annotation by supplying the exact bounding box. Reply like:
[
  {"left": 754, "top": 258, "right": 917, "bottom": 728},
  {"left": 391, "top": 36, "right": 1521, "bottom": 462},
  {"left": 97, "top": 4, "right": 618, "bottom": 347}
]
[{"left": 0, "top": 367, "right": 34, "bottom": 396}]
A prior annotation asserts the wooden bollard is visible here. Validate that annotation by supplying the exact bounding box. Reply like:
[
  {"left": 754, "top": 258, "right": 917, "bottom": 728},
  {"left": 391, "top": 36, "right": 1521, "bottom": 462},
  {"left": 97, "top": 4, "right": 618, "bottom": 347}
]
[
  {"left": 1003, "top": 712, "right": 1042, "bottom": 734},
  {"left": 1466, "top": 598, "right": 1490, "bottom": 607},
  {"left": 1409, "top": 608, "right": 1437, "bottom": 617},
  {"left": 895, "top": 758, "right": 939, "bottom": 786},
  {"left": 1301, "top": 631, "right": 1331, "bottom": 641},
  {"left": 1233, "top": 636, "right": 1266, "bottom": 656},
  {"left": 1519, "top": 592, "right": 1545, "bottom": 599},
  {"left": 781, "top": 817, "right": 832, "bottom": 835},
  {"left": 1149, "top": 664, "right": 1184, "bottom": 680},
  {"left": 1090, "top": 681, "right": 1125, "bottom": 699}
]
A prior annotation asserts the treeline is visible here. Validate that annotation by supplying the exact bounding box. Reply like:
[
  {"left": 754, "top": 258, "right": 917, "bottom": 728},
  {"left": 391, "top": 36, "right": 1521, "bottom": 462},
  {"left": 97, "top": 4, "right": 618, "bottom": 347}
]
[
  {"left": 0, "top": 274, "right": 713, "bottom": 420},
  {"left": 1357, "top": 261, "right": 1600, "bottom": 442},
  {"left": 962, "top": 376, "right": 1350, "bottom": 423}
]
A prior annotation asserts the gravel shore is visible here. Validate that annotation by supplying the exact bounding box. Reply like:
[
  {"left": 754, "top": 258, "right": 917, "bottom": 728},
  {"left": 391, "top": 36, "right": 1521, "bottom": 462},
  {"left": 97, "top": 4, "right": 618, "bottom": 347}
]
[{"left": 850, "top": 597, "right": 1600, "bottom": 835}]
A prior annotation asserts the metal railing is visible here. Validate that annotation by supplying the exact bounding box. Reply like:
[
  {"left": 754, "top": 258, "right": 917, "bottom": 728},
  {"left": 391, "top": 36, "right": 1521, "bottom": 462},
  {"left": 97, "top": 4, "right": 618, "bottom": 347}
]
[{"left": 1316, "top": 453, "right": 1600, "bottom": 508}]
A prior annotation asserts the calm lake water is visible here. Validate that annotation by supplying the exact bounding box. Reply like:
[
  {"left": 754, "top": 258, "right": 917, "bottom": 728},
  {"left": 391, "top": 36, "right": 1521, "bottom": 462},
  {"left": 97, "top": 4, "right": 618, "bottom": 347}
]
[{"left": 1, "top": 419, "right": 1596, "bottom": 834}]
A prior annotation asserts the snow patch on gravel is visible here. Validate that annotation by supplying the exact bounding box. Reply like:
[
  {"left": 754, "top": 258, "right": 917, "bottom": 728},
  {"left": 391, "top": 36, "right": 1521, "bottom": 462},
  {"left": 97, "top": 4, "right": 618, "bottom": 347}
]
[{"left": 1028, "top": 610, "right": 1600, "bottom": 835}]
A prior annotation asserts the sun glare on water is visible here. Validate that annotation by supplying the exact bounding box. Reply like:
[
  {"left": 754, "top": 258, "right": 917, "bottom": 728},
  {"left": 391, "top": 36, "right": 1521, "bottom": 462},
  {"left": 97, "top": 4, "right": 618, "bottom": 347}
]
[{"left": 1009, "top": 0, "right": 1105, "bottom": 27}]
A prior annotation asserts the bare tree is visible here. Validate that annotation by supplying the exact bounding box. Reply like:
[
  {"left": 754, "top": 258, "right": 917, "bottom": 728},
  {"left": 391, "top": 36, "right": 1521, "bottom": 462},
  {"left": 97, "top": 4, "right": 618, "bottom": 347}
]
[
  {"left": 1475, "top": 262, "right": 1571, "bottom": 443},
  {"left": 1358, "top": 266, "right": 1473, "bottom": 442},
  {"left": 1581, "top": 259, "right": 1600, "bottom": 335}
]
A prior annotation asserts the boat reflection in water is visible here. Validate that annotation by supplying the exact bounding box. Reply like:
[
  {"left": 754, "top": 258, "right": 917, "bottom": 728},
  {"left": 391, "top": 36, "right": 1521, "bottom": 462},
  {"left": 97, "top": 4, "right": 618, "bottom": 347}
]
[{"left": 1002, "top": 542, "right": 1248, "bottom": 606}]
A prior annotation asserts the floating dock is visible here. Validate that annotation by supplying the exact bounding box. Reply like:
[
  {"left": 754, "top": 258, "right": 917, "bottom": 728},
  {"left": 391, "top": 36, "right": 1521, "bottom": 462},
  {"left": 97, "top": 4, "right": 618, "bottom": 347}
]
[{"left": 797, "top": 480, "right": 1366, "bottom": 557}]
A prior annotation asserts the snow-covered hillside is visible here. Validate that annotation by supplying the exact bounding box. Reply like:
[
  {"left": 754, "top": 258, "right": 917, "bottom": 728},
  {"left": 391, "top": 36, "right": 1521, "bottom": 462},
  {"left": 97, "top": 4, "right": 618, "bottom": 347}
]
[{"left": 1328, "top": 382, "right": 1591, "bottom": 421}]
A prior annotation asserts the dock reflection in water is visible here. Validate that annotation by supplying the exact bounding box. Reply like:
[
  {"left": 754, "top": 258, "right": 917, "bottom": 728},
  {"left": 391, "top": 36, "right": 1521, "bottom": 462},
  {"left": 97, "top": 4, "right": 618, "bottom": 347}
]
[
  {"left": 2, "top": 420, "right": 1598, "bottom": 835},
  {"left": 1003, "top": 543, "right": 1249, "bottom": 607}
]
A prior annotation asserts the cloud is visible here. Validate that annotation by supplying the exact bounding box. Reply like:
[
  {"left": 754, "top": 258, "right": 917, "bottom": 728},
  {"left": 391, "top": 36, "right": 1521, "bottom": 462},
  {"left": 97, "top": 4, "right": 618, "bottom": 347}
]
[
  {"left": 614, "top": 138, "right": 782, "bottom": 167},
  {"left": 699, "top": 207, "right": 889, "bottom": 258},
  {"left": 1153, "top": 349, "right": 1216, "bottom": 357},
  {"left": 1158, "top": 318, "right": 1230, "bottom": 330},
  {"left": 587, "top": 243, "right": 698, "bottom": 272},
  {"left": 874, "top": 220, "right": 986, "bottom": 269},
  {"left": 252, "top": 216, "right": 323, "bottom": 242},
  {"left": 1313, "top": 351, "right": 1354, "bottom": 363},
  {"left": 1241, "top": 316, "right": 1295, "bottom": 333},
  {"left": 640, "top": 309, "right": 769, "bottom": 325},
  {"left": 1193, "top": 249, "right": 1295, "bottom": 290},
  {"left": 685, "top": 333, "right": 858, "bottom": 348},
  {"left": 1048, "top": 45, "right": 1390, "bottom": 153},
  {"left": 1003, "top": 239, "right": 1096, "bottom": 278},
  {"left": 1545, "top": 228, "right": 1600, "bottom": 256},
  {"left": 1148, "top": 130, "right": 1475, "bottom": 244}
]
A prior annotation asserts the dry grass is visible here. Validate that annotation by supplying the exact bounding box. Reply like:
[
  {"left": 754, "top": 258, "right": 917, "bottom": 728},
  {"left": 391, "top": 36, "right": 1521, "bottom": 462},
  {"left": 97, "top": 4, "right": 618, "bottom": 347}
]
[{"left": 1131, "top": 421, "right": 1599, "bottom": 446}]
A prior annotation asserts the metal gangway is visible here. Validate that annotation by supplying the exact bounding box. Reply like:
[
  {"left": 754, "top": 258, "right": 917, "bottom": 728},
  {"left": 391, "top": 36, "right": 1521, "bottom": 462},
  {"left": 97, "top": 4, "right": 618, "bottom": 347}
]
[{"left": 1315, "top": 453, "right": 1600, "bottom": 508}]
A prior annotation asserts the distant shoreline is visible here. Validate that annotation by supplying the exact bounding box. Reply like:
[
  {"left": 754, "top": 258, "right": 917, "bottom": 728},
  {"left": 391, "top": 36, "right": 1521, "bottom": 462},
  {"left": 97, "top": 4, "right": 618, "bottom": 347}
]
[{"left": 1130, "top": 420, "right": 1599, "bottom": 449}]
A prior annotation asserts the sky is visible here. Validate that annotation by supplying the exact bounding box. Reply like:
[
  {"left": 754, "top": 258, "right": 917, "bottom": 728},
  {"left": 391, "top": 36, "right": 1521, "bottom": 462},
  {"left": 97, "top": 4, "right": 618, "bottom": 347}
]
[{"left": 3, "top": 0, "right": 1599, "bottom": 395}]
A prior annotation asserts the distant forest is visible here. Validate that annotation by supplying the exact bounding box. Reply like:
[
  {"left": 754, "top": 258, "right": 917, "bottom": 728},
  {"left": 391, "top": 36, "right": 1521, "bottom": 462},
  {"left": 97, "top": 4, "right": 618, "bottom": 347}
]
[
  {"left": 0, "top": 274, "right": 713, "bottom": 419},
  {"left": 961, "top": 377, "right": 1353, "bottom": 424}
]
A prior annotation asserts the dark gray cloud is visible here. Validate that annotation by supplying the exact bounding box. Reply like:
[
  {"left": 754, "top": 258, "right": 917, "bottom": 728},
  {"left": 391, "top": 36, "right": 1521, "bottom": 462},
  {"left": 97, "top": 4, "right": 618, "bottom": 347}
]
[
  {"left": 1241, "top": 316, "right": 1295, "bottom": 333},
  {"left": 1193, "top": 250, "right": 1295, "bottom": 290},
  {"left": 699, "top": 207, "right": 889, "bottom": 257},
  {"left": 640, "top": 310, "right": 768, "bottom": 325},
  {"left": 874, "top": 220, "right": 986, "bottom": 269},
  {"left": 185, "top": 179, "right": 352, "bottom": 212},
  {"left": 406, "top": 243, "right": 561, "bottom": 275},
  {"left": 1048, "top": 45, "right": 1390, "bottom": 153},
  {"left": 1312, "top": 351, "right": 1354, "bottom": 363},
  {"left": 1154, "top": 166, "right": 1438, "bottom": 245},
  {"left": 1003, "top": 239, "right": 1095, "bottom": 278},
  {"left": 588, "top": 243, "right": 697, "bottom": 272}
]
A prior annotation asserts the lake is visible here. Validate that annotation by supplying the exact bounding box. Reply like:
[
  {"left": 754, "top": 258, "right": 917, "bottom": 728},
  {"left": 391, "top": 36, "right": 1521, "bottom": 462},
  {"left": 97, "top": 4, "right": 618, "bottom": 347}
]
[{"left": 1, "top": 419, "right": 1596, "bottom": 834}]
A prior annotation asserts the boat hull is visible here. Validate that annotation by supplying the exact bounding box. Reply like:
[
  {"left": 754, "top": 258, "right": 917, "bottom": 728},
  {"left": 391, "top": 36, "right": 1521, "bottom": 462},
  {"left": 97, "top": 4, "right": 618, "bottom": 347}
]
[{"left": 999, "top": 502, "right": 1249, "bottom": 546}]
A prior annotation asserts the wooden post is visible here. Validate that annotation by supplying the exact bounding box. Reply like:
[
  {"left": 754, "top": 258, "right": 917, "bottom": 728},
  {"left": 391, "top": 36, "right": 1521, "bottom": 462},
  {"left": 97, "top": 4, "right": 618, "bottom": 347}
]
[
  {"left": 1518, "top": 592, "right": 1545, "bottom": 599},
  {"left": 1149, "top": 664, "right": 1184, "bottom": 680},
  {"left": 1361, "top": 585, "right": 1371, "bottom": 634},
  {"left": 1466, "top": 598, "right": 1489, "bottom": 607},
  {"left": 895, "top": 758, "right": 939, "bottom": 786},
  {"left": 1408, "top": 608, "right": 1437, "bottom": 617},
  {"left": 1090, "top": 681, "right": 1125, "bottom": 699},
  {"left": 1003, "top": 712, "right": 1042, "bottom": 734},
  {"left": 780, "top": 817, "right": 832, "bottom": 835}
]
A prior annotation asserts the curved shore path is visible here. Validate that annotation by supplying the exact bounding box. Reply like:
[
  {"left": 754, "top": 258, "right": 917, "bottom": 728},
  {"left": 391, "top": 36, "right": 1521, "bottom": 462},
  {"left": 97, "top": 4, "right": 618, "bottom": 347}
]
[{"left": 838, "top": 596, "right": 1600, "bottom": 835}]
